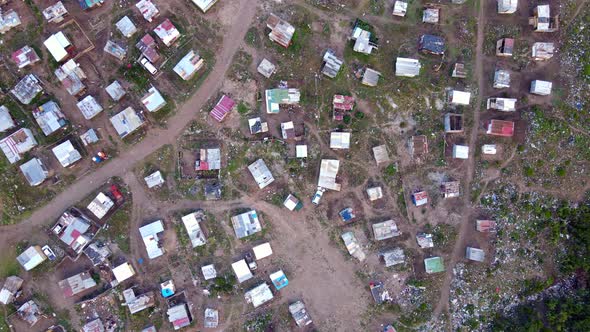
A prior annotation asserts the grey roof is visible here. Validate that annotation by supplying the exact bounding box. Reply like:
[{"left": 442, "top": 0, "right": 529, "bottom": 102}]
[
  {"left": 105, "top": 81, "right": 126, "bottom": 101},
  {"left": 321, "top": 49, "right": 343, "bottom": 78},
  {"left": 289, "top": 301, "right": 313, "bottom": 327},
  {"left": 19, "top": 158, "right": 48, "bottom": 186},
  {"left": 104, "top": 40, "right": 127, "bottom": 61},
  {"left": 83, "top": 242, "right": 111, "bottom": 266},
  {"left": 204, "top": 308, "right": 219, "bottom": 328},
  {"left": 54, "top": 60, "right": 86, "bottom": 95},
  {"left": 54, "top": 210, "right": 92, "bottom": 252},
  {"left": 395, "top": 57, "right": 421, "bottom": 77},
  {"left": 362, "top": 68, "right": 380, "bottom": 86},
  {"left": 248, "top": 159, "right": 274, "bottom": 189},
  {"left": 493, "top": 69, "right": 511, "bottom": 88},
  {"left": 0, "top": 105, "right": 15, "bottom": 132},
  {"left": 372, "top": 220, "right": 401, "bottom": 241},
  {"left": 109, "top": 107, "right": 144, "bottom": 138},
  {"left": 52, "top": 140, "right": 82, "bottom": 167},
  {"left": 116, "top": 16, "right": 138, "bottom": 37},
  {"left": 231, "top": 210, "right": 262, "bottom": 239},
  {"left": 80, "top": 128, "right": 99, "bottom": 146},
  {"left": 380, "top": 248, "right": 405, "bottom": 267},
  {"left": 257, "top": 58, "right": 276, "bottom": 78},
  {"left": 58, "top": 271, "right": 97, "bottom": 297},
  {"left": 466, "top": 247, "right": 485, "bottom": 262}
]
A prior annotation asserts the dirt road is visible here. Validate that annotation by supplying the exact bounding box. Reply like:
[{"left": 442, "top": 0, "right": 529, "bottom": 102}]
[
  {"left": 433, "top": 0, "right": 487, "bottom": 317},
  {"left": 0, "top": 0, "right": 260, "bottom": 238}
]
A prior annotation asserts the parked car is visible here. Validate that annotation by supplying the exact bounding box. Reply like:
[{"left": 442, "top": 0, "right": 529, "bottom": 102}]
[
  {"left": 140, "top": 57, "right": 158, "bottom": 75},
  {"left": 311, "top": 187, "right": 325, "bottom": 205},
  {"left": 244, "top": 252, "right": 257, "bottom": 271},
  {"left": 42, "top": 245, "right": 56, "bottom": 261}
]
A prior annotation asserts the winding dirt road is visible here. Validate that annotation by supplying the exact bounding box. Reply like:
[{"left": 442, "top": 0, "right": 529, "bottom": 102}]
[{"left": 0, "top": 0, "right": 260, "bottom": 239}]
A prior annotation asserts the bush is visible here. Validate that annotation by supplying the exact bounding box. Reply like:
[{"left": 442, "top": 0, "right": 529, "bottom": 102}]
[
  {"left": 354, "top": 111, "right": 365, "bottom": 119},
  {"left": 524, "top": 166, "right": 534, "bottom": 177}
]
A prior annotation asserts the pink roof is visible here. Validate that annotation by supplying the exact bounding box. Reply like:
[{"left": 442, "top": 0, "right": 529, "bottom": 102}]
[
  {"left": 210, "top": 95, "right": 236, "bottom": 122},
  {"left": 487, "top": 120, "right": 514, "bottom": 137},
  {"left": 413, "top": 191, "right": 428, "bottom": 201},
  {"left": 173, "top": 317, "right": 190, "bottom": 328},
  {"left": 197, "top": 161, "right": 209, "bottom": 170},
  {"left": 141, "top": 34, "right": 156, "bottom": 46},
  {"left": 333, "top": 95, "right": 355, "bottom": 111},
  {"left": 158, "top": 18, "right": 175, "bottom": 31}
]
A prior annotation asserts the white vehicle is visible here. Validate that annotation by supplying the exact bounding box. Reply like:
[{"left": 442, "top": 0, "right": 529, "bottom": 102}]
[
  {"left": 140, "top": 58, "right": 158, "bottom": 75},
  {"left": 42, "top": 245, "right": 57, "bottom": 261},
  {"left": 311, "top": 187, "right": 325, "bottom": 205}
]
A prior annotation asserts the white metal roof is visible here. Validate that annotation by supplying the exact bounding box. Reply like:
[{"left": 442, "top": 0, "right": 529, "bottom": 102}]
[
  {"left": 191, "top": 0, "right": 219, "bottom": 12},
  {"left": 43, "top": 32, "right": 70, "bottom": 62},
  {"left": 52, "top": 140, "right": 81, "bottom": 167},
  {"left": 144, "top": 170, "right": 165, "bottom": 188},
  {"left": 112, "top": 262, "right": 135, "bottom": 283},
  {"left": 106, "top": 81, "right": 126, "bottom": 101},
  {"left": 16, "top": 246, "right": 46, "bottom": 271},
  {"left": 231, "top": 259, "right": 253, "bottom": 283},
  {"left": 141, "top": 87, "right": 166, "bottom": 112},
  {"left": 487, "top": 98, "right": 517, "bottom": 111},
  {"left": 393, "top": 0, "right": 408, "bottom": 16},
  {"left": 139, "top": 220, "right": 164, "bottom": 259},
  {"left": 452, "top": 145, "right": 469, "bottom": 159},
  {"left": 182, "top": 213, "right": 206, "bottom": 247},
  {"left": 497, "top": 0, "right": 517, "bottom": 13},
  {"left": 173, "top": 50, "right": 204, "bottom": 80},
  {"left": 257, "top": 58, "right": 276, "bottom": 78},
  {"left": 110, "top": 107, "right": 144, "bottom": 138},
  {"left": 87, "top": 192, "right": 114, "bottom": 219},
  {"left": 253, "top": 242, "right": 273, "bottom": 260},
  {"left": 449, "top": 90, "right": 471, "bottom": 105},
  {"left": 0, "top": 106, "right": 15, "bottom": 132},
  {"left": 318, "top": 159, "right": 341, "bottom": 191},
  {"left": 530, "top": 80, "right": 552, "bottom": 95},
  {"left": 77, "top": 95, "right": 103, "bottom": 120},
  {"left": 116, "top": 16, "right": 137, "bottom": 38},
  {"left": 245, "top": 283, "right": 274, "bottom": 308},
  {"left": 248, "top": 159, "right": 274, "bottom": 189},
  {"left": 296, "top": 144, "right": 308, "bottom": 158},
  {"left": 330, "top": 132, "right": 351, "bottom": 149}
]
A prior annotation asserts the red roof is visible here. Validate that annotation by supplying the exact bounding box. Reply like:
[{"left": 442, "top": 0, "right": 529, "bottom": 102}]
[
  {"left": 173, "top": 317, "right": 190, "bottom": 328},
  {"left": 487, "top": 120, "right": 514, "bottom": 137},
  {"left": 333, "top": 95, "right": 355, "bottom": 111},
  {"left": 210, "top": 95, "right": 236, "bottom": 122},
  {"left": 197, "top": 161, "right": 209, "bottom": 171},
  {"left": 158, "top": 18, "right": 175, "bottom": 31}
]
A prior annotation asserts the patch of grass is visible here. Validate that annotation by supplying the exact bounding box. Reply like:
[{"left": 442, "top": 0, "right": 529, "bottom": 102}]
[
  {"left": 102, "top": 205, "right": 131, "bottom": 253},
  {"left": 237, "top": 102, "right": 249, "bottom": 115}
]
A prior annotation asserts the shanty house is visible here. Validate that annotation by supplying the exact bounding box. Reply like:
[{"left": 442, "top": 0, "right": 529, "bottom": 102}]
[
  {"left": 372, "top": 220, "right": 401, "bottom": 240},
  {"left": 136, "top": 34, "right": 160, "bottom": 63},
  {"left": 248, "top": 159, "right": 274, "bottom": 189},
  {"left": 253, "top": 242, "right": 273, "bottom": 260},
  {"left": 112, "top": 262, "right": 136, "bottom": 283},
  {"left": 0, "top": 10, "right": 21, "bottom": 34},
  {"left": 289, "top": 301, "right": 313, "bottom": 327},
  {"left": 532, "top": 42, "right": 555, "bottom": 61},
  {"left": 531, "top": 5, "right": 559, "bottom": 32},
  {"left": 174, "top": 50, "right": 204, "bottom": 80},
  {"left": 281, "top": 121, "right": 296, "bottom": 139},
  {"left": 351, "top": 25, "right": 376, "bottom": 54},
  {"left": 370, "top": 282, "right": 392, "bottom": 304},
  {"left": 231, "top": 210, "right": 262, "bottom": 239},
  {"left": 0, "top": 128, "right": 38, "bottom": 164},
  {"left": 417, "top": 232, "right": 434, "bottom": 248},
  {"left": 55, "top": 59, "right": 87, "bottom": 95},
  {"left": 493, "top": 69, "right": 511, "bottom": 88},
  {"left": 339, "top": 207, "right": 356, "bottom": 223},
  {"left": 333, "top": 95, "right": 354, "bottom": 121},
  {"left": 58, "top": 271, "right": 97, "bottom": 298},
  {"left": 16, "top": 300, "right": 42, "bottom": 327},
  {"left": 373, "top": 145, "right": 390, "bottom": 164},
  {"left": 195, "top": 148, "right": 221, "bottom": 171},
  {"left": 20, "top": 158, "right": 49, "bottom": 186},
  {"left": 210, "top": 95, "right": 235, "bottom": 122},
  {"left": 33, "top": 101, "right": 66, "bottom": 136},
  {"left": 422, "top": 7, "right": 440, "bottom": 24},
  {"left": 16, "top": 246, "right": 46, "bottom": 271},
  {"left": 87, "top": 192, "right": 114, "bottom": 220},
  {"left": 204, "top": 308, "right": 219, "bottom": 328},
  {"left": 116, "top": 16, "right": 137, "bottom": 38},
  {"left": 144, "top": 170, "right": 164, "bottom": 188},
  {"left": 248, "top": 117, "right": 268, "bottom": 134},
  {"left": 257, "top": 59, "right": 276, "bottom": 78},
  {"left": 141, "top": 86, "right": 166, "bottom": 112},
  {"left": 42, "top": 2, "right": 68, "bottom": 23},
  {"left": 154, "top": 19, "right": 180, "bottom": 46},
  {"left": 424, "top": 257, "right": 445, "bottom": 274},
  {"left": 441, "top": 181, "right": 460, "bottom": 198},
  {"left": 322, "top": 49, "right": 343, "bottom": 78},
  {"left": 11, "top": 74, "right": 43, "bottom": 105},
  {"left": 79, "top": 0, "right": 104, "bottom": 10},
  {"left": 104, "top": 40, "right": 127, "bottom": 61},
  {"left": 80, "top": 128, "right": 99, "bottom": 146},
  {"left": 395, "top": 57, "right": 421, "bottom": 77},
  {"left": 409, "top": 135, "right": 428, "bottom": 158},
  {"left": 530, "top": 80, "right": 552, "bottom": 95},
  {"left": 232, "top": 259, "right": 253, "bottom": 283},
  {"left": 330, "top": 132, "right": 351, "bottom": 149},
  {"left": 419, "top": 34, "right": 445, "bottom": 55},
  {"left": 466, "top": 247, "right": 485, "bottom": 262},
  {"left": 52, "top": 140, "right": 82, "bottom": 167},
  {"left": 106, "top": 81, "right": 126, "bottom": 101},
  {"left": 362, "top": 68, "right": 381, "bottom": 86},
  {"left": 52, "top": 209, "right": 92, "bottom": 253},
  {"left": 82, "top": 319, "right": 104, "bottom": 332},
  {"left": 496, "top": 38, "right": 514, "bottom": 56},
  {"left": 448, "top": 90, "right": 471, "bottom": 105},
  {"left": 124, "top": 288, "right": 156, "bottom": 314},
  {"left": 412, "top": 191, "right": 428, "bottom": 206},
  {"left": 182, "top": 211, "right": 207, "bottom": 247},
  {"left": 110, "top": 107, "right": 144, "bottom": 139},
  {"left": 497, "top": 0, "right": 517, "bottom": 14},
  {"left": 167, "top": 303, "right": 191, "bottom": 330},
  {"left": 266, "top": 14, "right": 295, "bottom": 48},
  {"left": 341, "top": 231, "right": 366, "bottom": 261},
  {"left": 192, "top": 0, "right": 219, "bottom": 13},
  {"left": 84, "top": 242, "right": 111, "bottom": 266},
  {"left": 486, "top": 119, "right": 515, "bottom": 137},
  {"left": 380, "top": 248, "right": 405, "bottom": 267},
  {"left": 476, "top": 220, "right": 496, "bottom": 232},
  {"left": 487, "top": 97, "right": 517, "bottom": 111},
  {"left": 367, "top": 186, "right": 383, "bottom": 201},
  {"left": 44, "top": 31, "right": 72, "bottom": 62},
  {"left": 296, "top": 144, "right": 308, "bottom": 158},
  {"left": 0, "top": 106, "right": 14, "bottom": 132},
  {"left": 136, "top": 0, "right": 159, "bottom": 22},
  {"left": 245, "top": 283, "right": 274, "bottom": 308},
  {"left": 482, "top": 144, "right": 497, "bottom": 155},
  {"left": 392, "top": 0, "right": 408, "bottom": 17},
  {"left": 139, "top": 220, "right": 165, "bottom": 259},
  {"left": 318, "top": 159, "right": 341, "bottom": 191},
  {"left": 265, "top": 88, "right": 300, "bottom": 114},
  {"left": 452, "top": 63, "right": 467, "bottom": 78},
  {"left": 453, "top": 144, "right": 469, "bottom": 159},
  {"left": 77, "top": 95, "right": 103, "bottom": 120},
  {"left": 12, "top": 46, "right": 40, "bottom": 68},
  {"left": 201, "top": 264, "right": 217, "bottom": 280},
  {"left": 0, "top": 276, "right": 23, "bottom": 305},
  {"left": 444, "top": 113, "right": 463, "bottom": 133}
]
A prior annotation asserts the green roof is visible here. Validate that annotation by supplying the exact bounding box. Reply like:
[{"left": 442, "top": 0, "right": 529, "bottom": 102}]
[{"left": 424, "top": 257, "right": 444, "bottom": 274}]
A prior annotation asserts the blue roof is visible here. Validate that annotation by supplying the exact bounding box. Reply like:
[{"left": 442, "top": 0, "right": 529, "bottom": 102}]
[
  {"left": 78, "top": 0, "right": 102, "bottom": 10},
  {"left": 339, "top": 208, "right": 355, "bottom": 222},
  {"left": 272, "top": 275, "right": 289, "bottom": 290},
  {"left": 419, "top": 34, "right": 446, "bottom": 54},
  {"left": 161, "top": 288, "right": 174, "bottom": 298}
]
